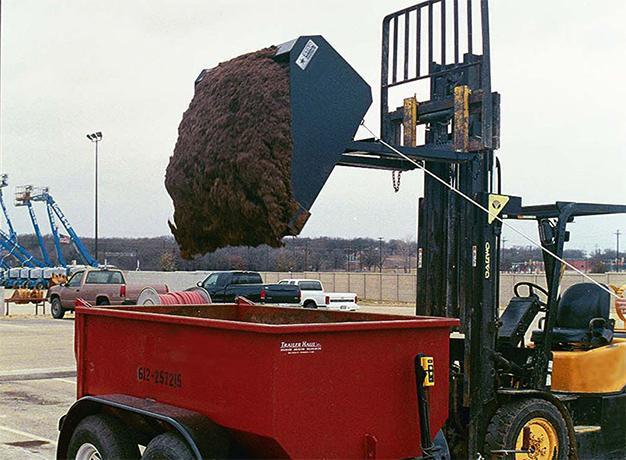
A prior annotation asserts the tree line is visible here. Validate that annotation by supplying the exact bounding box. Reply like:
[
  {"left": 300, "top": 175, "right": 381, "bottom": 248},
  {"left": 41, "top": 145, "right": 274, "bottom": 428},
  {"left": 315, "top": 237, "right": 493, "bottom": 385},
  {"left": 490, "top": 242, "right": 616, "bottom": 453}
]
[{"left": 8, "top": 234, "right": 619, "bottom": 273}]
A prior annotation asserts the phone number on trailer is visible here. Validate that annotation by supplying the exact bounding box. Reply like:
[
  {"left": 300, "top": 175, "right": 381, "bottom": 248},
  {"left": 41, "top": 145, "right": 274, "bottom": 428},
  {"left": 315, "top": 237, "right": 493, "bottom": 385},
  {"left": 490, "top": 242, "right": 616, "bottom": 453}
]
[{"left": 136, "top": 367, "right": 182, "bottom": 388}]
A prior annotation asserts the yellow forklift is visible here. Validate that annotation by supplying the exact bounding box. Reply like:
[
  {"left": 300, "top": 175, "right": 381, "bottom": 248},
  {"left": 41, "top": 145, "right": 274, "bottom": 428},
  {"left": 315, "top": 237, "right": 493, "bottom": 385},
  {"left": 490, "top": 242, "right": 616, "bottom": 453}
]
[{"left": 330, "top": 0, "right": 626, "bottom": 457}]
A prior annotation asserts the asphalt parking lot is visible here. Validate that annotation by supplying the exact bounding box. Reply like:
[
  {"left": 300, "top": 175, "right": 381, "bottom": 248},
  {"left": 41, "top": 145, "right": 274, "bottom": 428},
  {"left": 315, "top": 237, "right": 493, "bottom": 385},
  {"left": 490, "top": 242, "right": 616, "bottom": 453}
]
[
  {"left": 0, "top": 302, "right": 414, "bottom": 459},
  {"left": 0, "top": 313, "right": 75, "bottom": 459}
]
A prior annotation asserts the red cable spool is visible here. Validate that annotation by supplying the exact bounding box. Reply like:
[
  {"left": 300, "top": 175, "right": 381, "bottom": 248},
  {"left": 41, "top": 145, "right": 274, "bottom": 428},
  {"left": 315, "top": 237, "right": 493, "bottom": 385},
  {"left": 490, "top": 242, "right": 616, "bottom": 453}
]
[{"left": 136, "top": 287, "right": 211, "bottom": 306}]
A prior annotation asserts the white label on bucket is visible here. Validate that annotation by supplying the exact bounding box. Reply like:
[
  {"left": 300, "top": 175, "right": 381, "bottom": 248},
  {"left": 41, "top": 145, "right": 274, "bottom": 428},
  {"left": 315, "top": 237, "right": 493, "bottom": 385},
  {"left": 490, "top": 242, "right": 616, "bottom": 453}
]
[
  {"left": 280, "top": 340, "right": 322, "bottom": 355},
  {"left": 296, "top": 40, "right": 319, "bottom": 70}
]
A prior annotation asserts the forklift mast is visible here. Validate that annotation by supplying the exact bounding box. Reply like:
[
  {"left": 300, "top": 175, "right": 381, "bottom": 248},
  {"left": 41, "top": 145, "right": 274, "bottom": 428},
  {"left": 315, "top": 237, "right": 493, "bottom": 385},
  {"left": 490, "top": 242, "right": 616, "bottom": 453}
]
[
  {"left": 317, "top": 0, "right": 530, "bottom": 454},
  {"left": 380, "top": 0, "right": 501, "bottom": 454},
  {"left": 379, "top": 0, "right": 499, "bottom": 318}
]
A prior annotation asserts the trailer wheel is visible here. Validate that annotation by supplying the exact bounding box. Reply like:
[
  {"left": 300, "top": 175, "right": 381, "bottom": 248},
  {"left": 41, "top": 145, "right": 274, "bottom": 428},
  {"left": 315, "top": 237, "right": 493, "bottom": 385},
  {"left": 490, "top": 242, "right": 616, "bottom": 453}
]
[
  {"left": 485, "top": 398, "right": 569, "bottom": 460},
  {"left": 51, "top": 297, "right": 65, "bottom": 319},
  {"left": 142, "top": 432, "right": 194, "bottom": 460},
  {"left": 67, "top": 414, "right": 140, "bottom": 460}
]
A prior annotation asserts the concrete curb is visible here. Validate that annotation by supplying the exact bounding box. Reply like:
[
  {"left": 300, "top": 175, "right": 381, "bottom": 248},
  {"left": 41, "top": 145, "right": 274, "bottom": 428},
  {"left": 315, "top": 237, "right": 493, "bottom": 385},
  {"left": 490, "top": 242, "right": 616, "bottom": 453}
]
[{"left": 0, "top": 367, "right": 76, "bottom": 382}]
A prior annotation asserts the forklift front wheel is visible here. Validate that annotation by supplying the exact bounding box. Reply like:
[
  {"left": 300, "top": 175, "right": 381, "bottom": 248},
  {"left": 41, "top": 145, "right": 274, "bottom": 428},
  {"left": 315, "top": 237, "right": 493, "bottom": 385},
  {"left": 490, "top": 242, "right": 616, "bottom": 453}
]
[{"left": 485, "top": 398, "right": 569, "bottom": 460}]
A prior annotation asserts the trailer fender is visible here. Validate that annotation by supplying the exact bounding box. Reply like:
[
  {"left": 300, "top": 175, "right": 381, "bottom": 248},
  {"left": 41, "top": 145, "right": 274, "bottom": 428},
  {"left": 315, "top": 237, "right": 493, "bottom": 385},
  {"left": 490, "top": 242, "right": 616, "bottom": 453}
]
[
  {"left": 497, "top": 389, "right": 578, "bottom": 459},
  {"left": 57, "top": 394, "right": 229, "bottom": 460}
]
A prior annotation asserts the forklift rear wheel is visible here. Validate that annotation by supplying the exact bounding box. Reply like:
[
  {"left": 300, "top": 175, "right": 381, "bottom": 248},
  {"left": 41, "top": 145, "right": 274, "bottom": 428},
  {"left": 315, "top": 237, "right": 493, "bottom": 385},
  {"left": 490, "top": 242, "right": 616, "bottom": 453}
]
[
  {"left": 67, "top": 414, "right": 140, "bottom": 460},
  {"left": 142, "top": 432, "right": 194, "bottom": 460},
  {"left": 51, "top": 298, "right": 65, "bottom": 319},
  {"left": 485, "top": 398, "right": 569, "bottom": 460}
]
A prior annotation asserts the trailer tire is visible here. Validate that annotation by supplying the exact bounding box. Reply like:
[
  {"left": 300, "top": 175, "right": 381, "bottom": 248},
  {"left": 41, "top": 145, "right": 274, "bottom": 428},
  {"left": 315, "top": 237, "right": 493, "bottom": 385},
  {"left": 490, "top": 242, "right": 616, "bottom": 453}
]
[
  {"left": 143, "top": 432, "right": 195, "bottom": 460},
  {"left": 51, "top": 297, "right": 65, "bottom": 319},
  {"left": 67, "top": 414, "right": 140, "bottom": 460},
  {"left": 485, "top": 398, "right": 569, "bottom": 459}
]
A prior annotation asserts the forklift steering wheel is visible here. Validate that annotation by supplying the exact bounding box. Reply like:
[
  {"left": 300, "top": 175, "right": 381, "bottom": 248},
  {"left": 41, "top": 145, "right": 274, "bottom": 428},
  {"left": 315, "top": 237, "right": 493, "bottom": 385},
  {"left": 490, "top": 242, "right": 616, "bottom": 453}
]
[{"left": 513, "top": 281, "right": 549, "bottom": 307}]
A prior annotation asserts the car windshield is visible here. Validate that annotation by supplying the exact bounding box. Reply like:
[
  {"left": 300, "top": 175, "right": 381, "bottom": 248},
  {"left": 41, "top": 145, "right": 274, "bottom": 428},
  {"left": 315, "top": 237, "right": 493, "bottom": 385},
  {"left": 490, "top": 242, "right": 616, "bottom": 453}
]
[
  {"left": 202, "top": 274, "right": 219, "bottom": 288},
  {"left": 67, "top": 271, "right": 84, "bottom": 287}
]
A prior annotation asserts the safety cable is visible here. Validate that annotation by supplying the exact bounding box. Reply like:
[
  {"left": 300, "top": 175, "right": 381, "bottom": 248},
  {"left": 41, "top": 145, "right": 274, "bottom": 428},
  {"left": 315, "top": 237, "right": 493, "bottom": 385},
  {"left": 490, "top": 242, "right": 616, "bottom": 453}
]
[{"left": 359, "top": 121, "right": 620, "bottom": 299}]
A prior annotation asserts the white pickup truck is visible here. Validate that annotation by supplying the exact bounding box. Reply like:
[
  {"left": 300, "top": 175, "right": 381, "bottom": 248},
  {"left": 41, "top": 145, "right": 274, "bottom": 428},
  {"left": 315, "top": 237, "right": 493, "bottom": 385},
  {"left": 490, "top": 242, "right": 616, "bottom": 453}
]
[{"left": 278, "top": 279, "right": 359, "bottom": 311}]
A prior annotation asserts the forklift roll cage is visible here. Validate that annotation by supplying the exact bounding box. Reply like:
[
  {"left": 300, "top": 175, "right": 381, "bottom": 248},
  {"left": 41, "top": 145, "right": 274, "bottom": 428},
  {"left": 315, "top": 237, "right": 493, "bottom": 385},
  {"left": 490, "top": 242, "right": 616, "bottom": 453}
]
[{"left": 505, "top": 202, "right": 626, "bottom": 390}]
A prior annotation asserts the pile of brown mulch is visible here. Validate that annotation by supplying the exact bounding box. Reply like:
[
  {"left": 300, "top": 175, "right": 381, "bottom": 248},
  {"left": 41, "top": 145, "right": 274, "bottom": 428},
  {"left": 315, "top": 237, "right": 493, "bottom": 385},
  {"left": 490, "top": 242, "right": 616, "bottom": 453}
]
[{"left": 165, "top": 47, "right": 299, "bottom": 259}]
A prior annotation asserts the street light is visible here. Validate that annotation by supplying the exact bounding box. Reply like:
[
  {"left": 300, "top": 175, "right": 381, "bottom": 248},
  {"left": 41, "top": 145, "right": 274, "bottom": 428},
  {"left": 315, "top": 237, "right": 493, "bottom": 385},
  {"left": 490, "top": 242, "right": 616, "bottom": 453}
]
[
  {"left": 86, "top": 132, "right": 103, "bottom": 262},
  {"left": 378, "top": 237, "right": 383, "bottom": 272}
]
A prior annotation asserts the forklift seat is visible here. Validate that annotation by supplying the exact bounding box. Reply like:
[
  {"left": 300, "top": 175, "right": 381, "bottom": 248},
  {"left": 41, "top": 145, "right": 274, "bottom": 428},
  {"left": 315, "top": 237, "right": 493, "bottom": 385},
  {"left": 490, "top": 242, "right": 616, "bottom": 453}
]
[{"left": 531, "top": 283, "right": 614, "bottom": 349}]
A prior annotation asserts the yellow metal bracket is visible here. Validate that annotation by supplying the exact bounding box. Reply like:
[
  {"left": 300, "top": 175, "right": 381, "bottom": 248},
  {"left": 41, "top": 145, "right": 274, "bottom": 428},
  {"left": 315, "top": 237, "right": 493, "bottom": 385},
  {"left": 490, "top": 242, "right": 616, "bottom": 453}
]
[
  {"left": 453, "top": 85, "right": 471, "bottom": 152},
  {"left": 403, "top": 96, "right": 418, "bottom": 147}
]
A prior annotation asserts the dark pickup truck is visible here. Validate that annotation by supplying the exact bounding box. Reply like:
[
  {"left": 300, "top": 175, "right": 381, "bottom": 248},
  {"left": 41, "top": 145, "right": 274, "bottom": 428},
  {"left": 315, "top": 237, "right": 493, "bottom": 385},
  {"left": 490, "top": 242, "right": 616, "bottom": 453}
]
[{"left": 197, "top": 271, "right": 301, "bottom": 304}]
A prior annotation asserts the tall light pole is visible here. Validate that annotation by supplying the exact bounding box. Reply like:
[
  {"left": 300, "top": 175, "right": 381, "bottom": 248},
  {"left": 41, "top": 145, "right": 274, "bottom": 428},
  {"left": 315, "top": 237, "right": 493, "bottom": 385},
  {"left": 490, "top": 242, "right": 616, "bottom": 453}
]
[
  {"left": 616, "top": 229, "right": 622, "bottom": 272},
  {"left": 86, "top": 132, "right": 102, "bottom": 262},
  {"left": 378, "top": 237, "right": 383, "bottom": 272}
]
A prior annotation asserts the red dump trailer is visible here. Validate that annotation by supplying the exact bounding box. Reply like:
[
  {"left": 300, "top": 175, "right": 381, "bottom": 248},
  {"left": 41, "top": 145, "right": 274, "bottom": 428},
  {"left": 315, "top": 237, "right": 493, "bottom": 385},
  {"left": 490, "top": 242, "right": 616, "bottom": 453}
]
[{"left": 57, "top": 302, "right": 458, "bottom": 459}]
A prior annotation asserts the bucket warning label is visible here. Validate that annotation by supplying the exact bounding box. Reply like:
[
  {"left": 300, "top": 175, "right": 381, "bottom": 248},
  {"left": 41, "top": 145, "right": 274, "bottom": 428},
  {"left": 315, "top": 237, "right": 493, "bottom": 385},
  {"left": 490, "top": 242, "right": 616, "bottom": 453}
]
[
  {"left": 280, "top": 340, "right": 322, "bottom": 355},
  {"left": 296, "top": 40, "right": 319, "bottom": 70}
]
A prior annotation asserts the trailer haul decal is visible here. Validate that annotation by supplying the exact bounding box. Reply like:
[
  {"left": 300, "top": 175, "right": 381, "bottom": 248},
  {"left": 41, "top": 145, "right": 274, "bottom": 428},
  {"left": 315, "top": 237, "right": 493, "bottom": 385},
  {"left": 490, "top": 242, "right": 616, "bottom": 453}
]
[{"left": 280, "top": 340, "right": 322, "bottom": 355}]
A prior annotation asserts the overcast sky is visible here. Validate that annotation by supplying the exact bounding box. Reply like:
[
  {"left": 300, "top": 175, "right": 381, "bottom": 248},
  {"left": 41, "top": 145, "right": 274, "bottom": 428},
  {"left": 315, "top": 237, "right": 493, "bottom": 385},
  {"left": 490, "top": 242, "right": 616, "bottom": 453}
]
[{"left": 2, "top": 0, "right": 625, "bottom": 252}]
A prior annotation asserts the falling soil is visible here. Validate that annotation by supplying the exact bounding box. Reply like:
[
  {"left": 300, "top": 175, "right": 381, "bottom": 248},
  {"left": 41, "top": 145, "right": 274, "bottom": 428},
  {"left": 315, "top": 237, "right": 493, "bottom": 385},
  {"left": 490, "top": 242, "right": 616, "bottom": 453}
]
[{"left": 165, "top": 47, "right": 297, "bottom": 259}]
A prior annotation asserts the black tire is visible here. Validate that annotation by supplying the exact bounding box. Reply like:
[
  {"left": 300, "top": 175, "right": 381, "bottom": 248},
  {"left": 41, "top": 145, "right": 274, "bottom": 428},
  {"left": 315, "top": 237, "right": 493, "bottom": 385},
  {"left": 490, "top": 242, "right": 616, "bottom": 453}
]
[
  {"left": 35, "top": 282, "right": 45, "bottom": 290},
  {"left": 303, "top": 300, "right": 317, "bottom": 309},
  {"left": 51, "top": 297, "right": 65, "bottom": 319},
  {"left": 485, "top": 398, "right": 569, "bottom": 460},
  {"left": 142, "top": 432, "right": 195, "bottom": 460},
  {"left": 96, "top": 297, "right": 110, "bottom": 306},
  {"left": 67, "top": 414, "right": 140, "bottom": 460}
]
